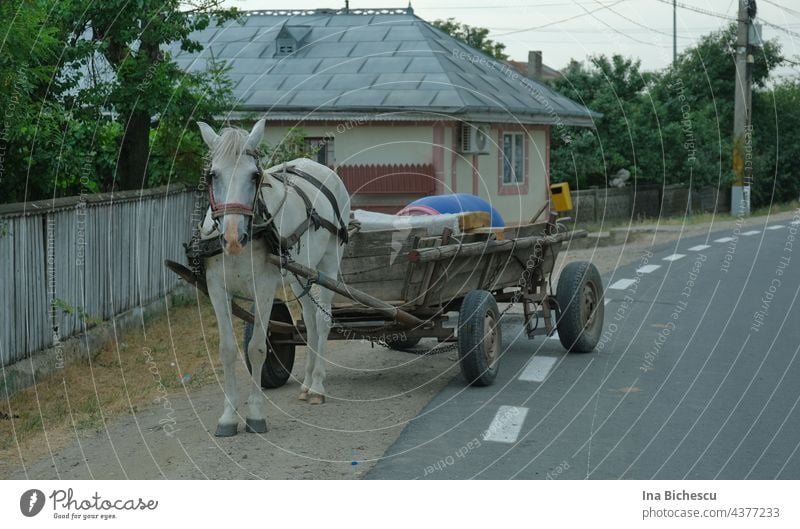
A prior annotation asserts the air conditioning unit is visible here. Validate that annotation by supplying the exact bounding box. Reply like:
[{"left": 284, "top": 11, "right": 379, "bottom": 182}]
[{"left": 459, "top": 123, "right": 491, "bottom": 155}]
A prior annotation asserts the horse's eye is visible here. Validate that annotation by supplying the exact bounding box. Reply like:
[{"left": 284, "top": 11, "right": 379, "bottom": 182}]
[{"left": 251, "top": 171, "right": 261, "bottom": 182}]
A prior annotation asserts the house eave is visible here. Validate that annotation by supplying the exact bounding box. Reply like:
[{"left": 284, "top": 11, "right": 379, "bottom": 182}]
[{"left": 223, "top": 108, "right": 597, "bottom": 128}]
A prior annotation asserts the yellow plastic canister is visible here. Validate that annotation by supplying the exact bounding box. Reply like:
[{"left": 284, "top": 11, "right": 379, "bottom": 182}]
[{"left": 549, "top": 182, "right": 573, "bottom": 212}]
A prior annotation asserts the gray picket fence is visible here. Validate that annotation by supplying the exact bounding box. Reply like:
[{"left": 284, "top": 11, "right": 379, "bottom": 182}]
[{"left": 0, "top": 184, "right": 201, "bottom": 367}]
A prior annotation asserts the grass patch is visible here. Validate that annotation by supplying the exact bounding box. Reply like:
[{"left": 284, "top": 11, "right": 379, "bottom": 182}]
[{"left": 0, "top": 295, "right": 238, "bottom": 472}]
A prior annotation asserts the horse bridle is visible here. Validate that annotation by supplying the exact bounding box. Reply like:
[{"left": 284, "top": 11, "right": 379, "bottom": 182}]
[{"left": 206, "top": 148, "right": 264, "bottom": 220}]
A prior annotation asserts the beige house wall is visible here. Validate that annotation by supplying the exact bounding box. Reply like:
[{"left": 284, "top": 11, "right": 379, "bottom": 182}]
[
  {"left": 261, "top": 121, "right": 550, "bottom": 224},
  {"left": 264, "top": 123, "right": 433, "bottom": 167}
]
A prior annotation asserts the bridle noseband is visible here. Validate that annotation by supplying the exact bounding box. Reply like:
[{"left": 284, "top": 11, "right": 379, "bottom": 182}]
[{"left": 206, "top": 148, "right": 264, "bottom": 220}]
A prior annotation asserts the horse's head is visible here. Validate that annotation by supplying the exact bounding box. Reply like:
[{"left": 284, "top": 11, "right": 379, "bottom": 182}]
[{"left": 197, "top": 119, "right": 266, "bottom": 256}]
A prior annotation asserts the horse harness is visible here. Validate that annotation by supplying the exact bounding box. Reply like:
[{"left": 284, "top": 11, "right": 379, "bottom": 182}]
[{"left": 185, "top": 154, "right": 348, "bottom": 268}]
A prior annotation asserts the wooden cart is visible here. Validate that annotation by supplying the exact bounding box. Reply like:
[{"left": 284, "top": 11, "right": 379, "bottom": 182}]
[{"left": 166, "top": 215, "right": 604, "bottom": 388}]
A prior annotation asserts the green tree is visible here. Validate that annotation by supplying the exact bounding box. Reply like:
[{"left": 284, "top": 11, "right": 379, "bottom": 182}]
[
  {"left": 57, "top": 0, "right": 239, "bottom": 191},
  {"left": 550, "top": 55, "right": 654, "bottom": 188},
  {"left": 432, "top": 18, "right": 508, "bottom": 60},
  {"left": 637, "top": 24, "right": 782, "bottom": 192},
  {"left": 751, "top": 79, "right": 800, "bottom": 207},
  {"left": 0, "top": 0, "right": 63, "bottom": 202},
  {"left": 550, "top": 23, "right": 785, "bottom": 202}
]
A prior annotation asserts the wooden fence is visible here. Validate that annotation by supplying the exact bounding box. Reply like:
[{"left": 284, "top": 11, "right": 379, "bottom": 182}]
[
  {"left": 570, "top": 184, "right": 732, "bottom": 225},
  {"left": 0, "top": 184, "right": 200, "bottom": 367}
]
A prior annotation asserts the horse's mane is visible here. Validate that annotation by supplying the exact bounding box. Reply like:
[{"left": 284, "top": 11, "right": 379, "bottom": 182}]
[{"left": 212, "top": 127, "right": 249, "bottom": 158}]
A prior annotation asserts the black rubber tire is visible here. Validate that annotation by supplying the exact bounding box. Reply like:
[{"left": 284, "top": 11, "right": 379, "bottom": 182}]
[
  {"left": 457, "top": 290, "right": 502, "bottom": 386},
  {"left": 243, "top": 303, "right": 296, "bottom": 388},
  {"left": 556, "top": 261, "right": 604, "bottom": 353},
  {"left": 385, "top": 336, "right": 422, "bottom": 351}
]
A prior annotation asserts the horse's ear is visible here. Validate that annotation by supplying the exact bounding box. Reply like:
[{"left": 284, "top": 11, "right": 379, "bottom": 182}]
[
  {"left": 197, "top": 122, "right": 219, "bottom": 148},
  {"left": 246, "top": 118, "right": 266, "bottom": 151}
]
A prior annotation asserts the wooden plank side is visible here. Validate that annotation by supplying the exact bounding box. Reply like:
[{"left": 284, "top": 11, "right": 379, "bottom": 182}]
[
  {"left": 84, "top": 205, "right": 104, "bottom": 323},
  {"left": 123, "top": 199, "right": 134, "bottom": 310},
  {"left": 339, "top": 255, "right": 409, "bottom": 284},
  {"left": 344, "top": 227, "right": 428, "bottom": 258},
  {"left": 134, "top": 196, "right": 151, "bottom": 307},
  {"left": 12, "top": 218, "right": 28, "bottom": 359},
  {"left": 55, "top": 208, "right": 81, "bottom": 339},
  {"left": 0, "top": 218, "right": 16, "bottom": 364},
  {"left": 29, "top": 215, "right": 50, "bottom": 353},
  {"left": 402, "top": 237, "right": 439, "bottom": 307}
]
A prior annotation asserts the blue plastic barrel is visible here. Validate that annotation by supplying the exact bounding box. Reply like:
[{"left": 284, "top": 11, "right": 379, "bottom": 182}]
[{"left": 398, "top": 194, "right": 505, "bottom": 227}]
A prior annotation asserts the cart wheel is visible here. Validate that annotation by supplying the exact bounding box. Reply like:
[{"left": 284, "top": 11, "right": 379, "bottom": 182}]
[
  {"left": 556, "top": 261, "right": 604, "bottom": 353},
  {"left": 243, "top": 303, "right": 296, "bottom": 388},
  {"left": 458, "top": 290, "right": 502, "bottom": 386},
  {"left": 385, "top": 336, "right": 422, "bottom": 351}
]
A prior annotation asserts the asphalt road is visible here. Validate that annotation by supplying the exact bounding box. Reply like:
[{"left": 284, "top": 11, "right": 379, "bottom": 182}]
[{"left": 367, "top": 218, "right": 800, "bottom": 479}]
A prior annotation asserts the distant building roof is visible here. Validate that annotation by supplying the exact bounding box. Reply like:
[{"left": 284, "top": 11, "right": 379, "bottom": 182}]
[
  {"left": 506, "top": 59, "right": 562, "bottom": 82},
  {"left": 173, "top": 8, "right": 597, "bottom": 126}
]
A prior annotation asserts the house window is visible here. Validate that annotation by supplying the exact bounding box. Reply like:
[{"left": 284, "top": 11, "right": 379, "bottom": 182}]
[
  {"left": 305, "top": 138, "right": 334, "bottom": 166},
  {"left": 502, "top": 132, "right": 525, "bottom": 184}
]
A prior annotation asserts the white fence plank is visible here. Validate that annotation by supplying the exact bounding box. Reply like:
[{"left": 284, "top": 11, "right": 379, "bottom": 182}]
[{"left": 0, "top": 188, "right": 196, "bottom": 366}]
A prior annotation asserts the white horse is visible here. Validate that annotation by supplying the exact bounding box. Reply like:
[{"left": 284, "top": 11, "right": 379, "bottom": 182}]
[{"left": 196, "top": 119, "right": 350, "bottom": 436}]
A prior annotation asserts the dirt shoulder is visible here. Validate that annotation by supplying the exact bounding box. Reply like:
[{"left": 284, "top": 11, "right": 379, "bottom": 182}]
[{"left": 2, "top": 335, "right": 456, "bottom": 479}]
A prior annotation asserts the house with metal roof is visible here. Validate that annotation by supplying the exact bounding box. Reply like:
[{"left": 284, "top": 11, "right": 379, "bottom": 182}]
[{"left": 174, "top": 7, "right": 597, "bottom": 221}]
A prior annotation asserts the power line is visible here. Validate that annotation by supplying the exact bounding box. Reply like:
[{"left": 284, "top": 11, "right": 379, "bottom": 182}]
[
  {"left": 760, "top": 18, "right": 800, "bottom": 39},
  {"left": 485, "top": 26, "right": 709, "bottom": 36},
  {"left": 652, "top": 0, "right": 736, "bottom": 22},
  {"left": 573, "top": 2, "right": 667, "bottom": 48},
  {"left": 601, "top": 2, "right": 694, "bottom": 40},
  {"left": 657, "top": 0, "right": 800, "bottom": 40},
  {"left": 422, "top": 1, "right": 629, "bottom": 9},
  {"left": 761, "top": 0, "right": 800, "bottom": 20},
  {"left": 491, "top": 0, "right": 628, "bottom": 36}
]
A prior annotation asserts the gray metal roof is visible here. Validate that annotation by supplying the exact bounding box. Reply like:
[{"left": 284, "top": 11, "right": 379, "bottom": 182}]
[{"left": 173, "top": 8, "right": 597, "bottom": 126}]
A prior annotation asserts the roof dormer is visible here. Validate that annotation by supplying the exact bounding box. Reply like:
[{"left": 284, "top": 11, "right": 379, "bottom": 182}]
[{"left": 275, "top": 24, "right": 310, "bottom": 57}]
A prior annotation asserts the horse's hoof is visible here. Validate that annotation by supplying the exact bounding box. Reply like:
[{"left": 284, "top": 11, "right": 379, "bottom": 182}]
[
  {"left": 245, "top": 418, "right": 268, "bottom": 434},
  {"left": 298, "top": 390, "right": 309, "bottom": 401},
  {"left": 214, "top": 423, "right": 238, "bottom": 437},
  {"left": 308, "top": 392, "right": 325, "bottom": 405}
]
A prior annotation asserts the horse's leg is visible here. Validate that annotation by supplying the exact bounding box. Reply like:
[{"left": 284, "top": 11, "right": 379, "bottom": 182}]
[
  {"left": 244, "top": 276, "right": 277, "bottom": 433},
  {"left": 297, "top": 288, "right": 319, "bottom": 402},
  {"left": 206, "top": 273, "right": 240, "bottom": 437},
  {"left": 305, "top": 250, "right": 341, "bottom": 405},
  {"left": 306, "top": 285, "right": 335, "bottom": 405}
]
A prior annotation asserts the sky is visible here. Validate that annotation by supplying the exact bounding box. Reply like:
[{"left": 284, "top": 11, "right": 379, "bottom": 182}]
[{"left": 221, "top": 0, "right": 800, "bottom": 77}]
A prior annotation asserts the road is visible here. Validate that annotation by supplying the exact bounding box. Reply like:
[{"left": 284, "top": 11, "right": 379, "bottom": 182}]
[{"left": 367, "top": 217, "right": 800, "bottom": 479}]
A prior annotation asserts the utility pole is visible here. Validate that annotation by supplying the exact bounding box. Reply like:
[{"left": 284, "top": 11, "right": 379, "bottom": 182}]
[
  {"left": 673, "top": 0, "right": 677, "bottom": 64},
  {"left": 731, "top": 0, "right": 755, "bottom": 216}
]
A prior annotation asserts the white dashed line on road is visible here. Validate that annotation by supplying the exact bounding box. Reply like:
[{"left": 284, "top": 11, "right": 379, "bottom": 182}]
[
  {"left": 766, "top": 225, "right": 785, "bottom": 230},
  {"left": 662, "top": 254, "right": 686, "bottom": 262},
  {"left": 687, "top": 244, "right": 711, "bottom": 251},
  {"left": 637, "top": 264, "right": 662, "bottom": 274},
  {"left": 791, "top": 220, "right": 800, "bottom": 226},
  {"left": 741, "top": 230, "right": 761, "bottom": 236},
  {"left": 548, "top": 331, "right": 559, "bottom": 340},
  {"left": 483, "top": 405, "right": 529, "bottom": 443},
  {"left": 608, "top": 278, "right": 636, "bottom": 290},
  {"left": 519, "top": 356, "right": 559, "bottom": 382},
  {"left": 714, "top": 237, "right": 735, "bottom": 243}
]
